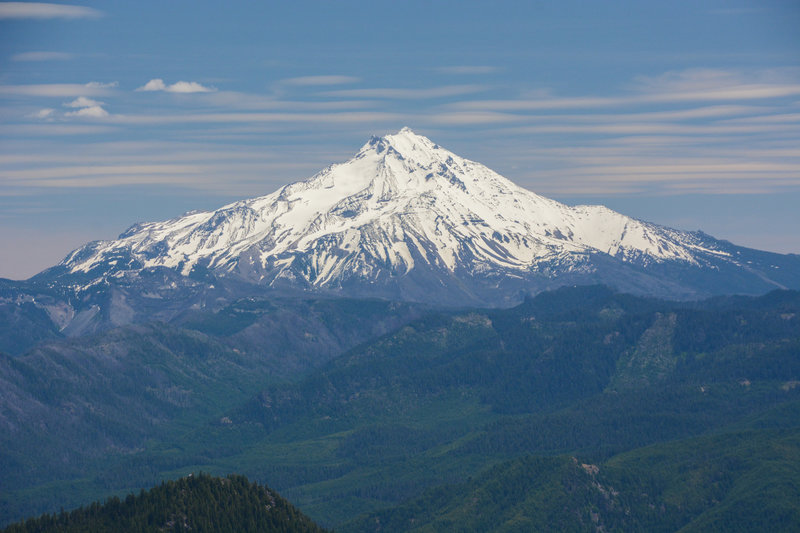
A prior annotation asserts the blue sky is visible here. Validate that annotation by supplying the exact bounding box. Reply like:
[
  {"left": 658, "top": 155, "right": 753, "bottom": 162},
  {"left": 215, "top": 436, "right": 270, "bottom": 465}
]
[{"left": 1, "top": 0, "right": 799, "bottom": 279}]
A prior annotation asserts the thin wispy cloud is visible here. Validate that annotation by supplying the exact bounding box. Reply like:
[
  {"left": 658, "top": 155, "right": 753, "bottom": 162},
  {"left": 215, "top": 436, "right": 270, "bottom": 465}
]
[
  {"left": 280, "top": 75, "right": 360, "bottom": 86},
  {"left": 722, "top": 113, "right": 800, "bottom": 124},
  {"left": 433, "top": 105, "right": 784, "bottom": 127},
  {"left": 0, "top": 82, "right": 117, "bottom": 97},
  {"left": 29, "top": 108, "right": 54, "bottom": 119},
  {"left": 447, "top": 69, "right": 800, "bottom": 114},
  {"left": 0, "top": 2, "right": 102, "bottom": 19},
  {"left": 431, "top": 69, "right": 800, "bottom": 202},
  {"left": 436, "top": 66, "right": 499, "bottom": 75},
  {"left": 633, "top": 68, "right": 748, "bottom": 93},
  {"left": 472, "top": 122, "right": 799, "bottom": 136},
  {"left": 448, "top": 96, "right": 626, "bottom": 111},
  {"left": 448, "top": 88, "right": 800, "bottom": 114},
  {"left": 136, "top": 79, "right": 216, "bottom": 93},
  {"left": 431, "top": 111, "right": 524, "bottom": 125},
  {"left": 103, "top": 111, "right": 402, "bottom": 126},
  {"left": 5, "top": 67, "right": 798, "bottom": 204},
  {"left": 633, "top": 68, "right": 800, "bottom": 102},
  {"left": 197, "top": 91, "right": 376, "bottom": 111},
  {"left": 320, "top": 85, "right": 487, "bottom": 99},
  {"left": 0, "top": 164, "right": 199, "bottom": 184},
  {"left": 11, "top": 51, "right": 75, "bottom": 62},
  {"left": 478, "top": 128, "right": 800, "bottom": 199},
  {"left": 85, "top": 81, "right": 118, "bottom": 89},
  {"left": 708, "top": 7, "right": 763, "bottom": 15},
  {"left": 0, "top": 124, "right": 115, "bottom": 136}
]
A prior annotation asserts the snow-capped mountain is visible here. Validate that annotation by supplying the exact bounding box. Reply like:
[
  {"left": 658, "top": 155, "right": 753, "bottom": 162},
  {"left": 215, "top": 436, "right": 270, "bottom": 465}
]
[{"left": 35, "top": 128, "right": 800, "bottom": 308}]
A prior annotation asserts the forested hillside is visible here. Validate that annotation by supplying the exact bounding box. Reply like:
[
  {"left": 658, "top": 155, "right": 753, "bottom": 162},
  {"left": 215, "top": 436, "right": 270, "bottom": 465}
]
[
  {"left": 3, "top": 287, "right": 799, "bottom": 531},
  {"left": 1, "top": 473, "right": 326, "bottom": 533},
  {"left": 344, "top": 424, "right": 800, "bottom": 532}
]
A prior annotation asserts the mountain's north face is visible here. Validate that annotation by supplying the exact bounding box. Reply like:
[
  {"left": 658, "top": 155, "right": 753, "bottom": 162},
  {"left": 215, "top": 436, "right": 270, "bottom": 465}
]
[{"left": 30, "top": 128, "right": 800, "bottom": 308}]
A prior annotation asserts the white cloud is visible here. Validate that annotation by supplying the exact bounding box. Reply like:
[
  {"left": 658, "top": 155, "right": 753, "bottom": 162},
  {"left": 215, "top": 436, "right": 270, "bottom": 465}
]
[
  {"left": 65, "top": 105, "right": 108, "bottom": 118},
  {"left": 29, "top": 108, "right": 55, "bottom": 119},
  {"left": 0, "top": 2, "right": 102, "bottom": 19},
  {"left": 59, "top": 95, "right": 110, "bottom": 118},
  {"left": 11, "top": 51, "right": 74, "bottom": 62},
  {"left": 280, "top": 75, "right": 360, "bottom": 86},
  {"left": 167, "top": 81, "right": 216, "bottom": 93},
  {"left": 64, "top": 96, "right": 104, "bottom": 108},
  {"left": 137, "top": 79, "right": 166, "bottom": 91},
  {"left": 136, "top": 79, "right": 216, "bottom": 93}
]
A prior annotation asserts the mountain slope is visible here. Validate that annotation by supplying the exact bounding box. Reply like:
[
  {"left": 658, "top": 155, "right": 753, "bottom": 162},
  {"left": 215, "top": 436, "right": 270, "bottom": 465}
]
[
  {"left": 0, "top": 297, "right": 424, "bottom": 508},
  {"left": 3, "top": 287, "right": 800, "bottom": 528},
  {"left": 343, "top": 427, "right": 800, "bottom": 533},
  {"left": 34, "top": 128, "right": 800, "bottom": 308}
]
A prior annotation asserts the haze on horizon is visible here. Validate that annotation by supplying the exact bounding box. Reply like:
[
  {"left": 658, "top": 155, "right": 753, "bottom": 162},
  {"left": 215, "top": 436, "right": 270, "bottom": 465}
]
[{"left": 1, "top": 0, "right": 799, "bottom": 280}]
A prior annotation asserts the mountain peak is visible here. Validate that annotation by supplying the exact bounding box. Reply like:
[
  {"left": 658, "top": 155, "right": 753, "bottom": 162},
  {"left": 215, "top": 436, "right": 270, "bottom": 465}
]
[
  {"left": 388, "top": 126, "right": 424, "bottom": 141},
  {"left": 360, "top": 127, "right": 442, "bottom": 161},
  {"left": 385, "top": 126, "right": 437, "bottom": 146},
  {"left": 46, "top": 128, "right": 797, "bottom": 307}
]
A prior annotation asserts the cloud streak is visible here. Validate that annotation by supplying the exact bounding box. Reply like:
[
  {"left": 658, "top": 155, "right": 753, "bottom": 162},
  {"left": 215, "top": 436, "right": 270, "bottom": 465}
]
[
  {"left": 320, "top": 85, "right": 487, "bottom": 99},
  {"left": 103, "top": 111, "right": 402, "bottom": 125},
  {"left": 0, "top": 82, "right": 117, "bottom": 97},
  {"left": 280, "top": 75, "right": 360, "bottom": 86},
  {"left": 0, "top": 123, "right": 116, "bottom": 136},
  {"left": 446, "top": 69, "right": 800, "bottom": 113},
  {"left": 0, "top": 2, "right": 102, "bottom": 19},
  {"left": 11, "top": 51, "right": 74, "bottom": 62},
  {"left": 436, "top": 66, "right": 500, "bottom": 75},
  {"left": 29, "top": 108, "right": 54, "bottom": 119}
]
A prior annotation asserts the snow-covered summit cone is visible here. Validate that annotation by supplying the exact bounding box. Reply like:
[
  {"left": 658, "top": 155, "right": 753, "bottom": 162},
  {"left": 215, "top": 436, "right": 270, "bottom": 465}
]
[{"left": 48, "top": 128, "right": 795, "bottom": 306}]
